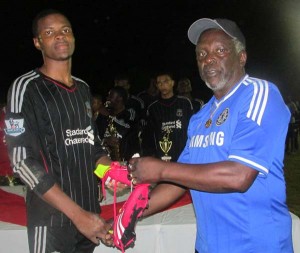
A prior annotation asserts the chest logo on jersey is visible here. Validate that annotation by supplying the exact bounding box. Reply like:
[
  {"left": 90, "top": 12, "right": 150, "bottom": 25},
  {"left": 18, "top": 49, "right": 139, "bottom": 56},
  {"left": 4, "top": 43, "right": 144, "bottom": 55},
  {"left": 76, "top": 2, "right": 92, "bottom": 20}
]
[
  {"left": 4, "top": 118, "right": 25, "bottom": 137},
  {"left": 85, "top": 101, "right": 92, "bottom": 118},
  {"left": 65, "top": 126, "right": 94, "bottom": 146},
  {"left": 176, "top": 109, "right": 183, "bottom": 117},
  {"left": 162, "top": 120, "right": 182, "bottom": 130},
  {"left": 216, "top": 108, "right": 229, "bottom": 126}
]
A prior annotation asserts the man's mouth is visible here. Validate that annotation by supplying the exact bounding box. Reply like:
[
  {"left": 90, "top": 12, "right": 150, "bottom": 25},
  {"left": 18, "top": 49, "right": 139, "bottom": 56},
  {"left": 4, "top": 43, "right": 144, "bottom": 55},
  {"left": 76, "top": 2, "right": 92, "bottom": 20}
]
[
  {"left": 55, "top": 42, "right": 68, "bottom": 50},
  {"left": 204, "top": 69, "right": 217, "bottom": 77}
]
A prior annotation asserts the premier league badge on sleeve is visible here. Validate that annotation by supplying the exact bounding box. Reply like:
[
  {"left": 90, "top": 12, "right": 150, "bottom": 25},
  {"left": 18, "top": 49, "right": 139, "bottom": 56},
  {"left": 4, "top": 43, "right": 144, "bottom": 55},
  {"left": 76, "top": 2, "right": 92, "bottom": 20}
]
[{"left": 4, "top": 118, "right": 25, "bottom": 136}]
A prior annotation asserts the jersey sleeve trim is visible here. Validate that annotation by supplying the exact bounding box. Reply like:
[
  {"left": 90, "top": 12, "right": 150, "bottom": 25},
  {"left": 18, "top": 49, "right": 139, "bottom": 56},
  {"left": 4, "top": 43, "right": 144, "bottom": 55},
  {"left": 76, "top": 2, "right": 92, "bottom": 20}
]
[
  {"left": 10, "top": 71, "right": 40, "bottom": 113},
  {"left": 228, "top": 154, "right": 268, "bottom": 176},
  {"left": 245, "top": 78, "right": 269, "bottom": 126},
  {"left": 12, "top": 146, "right": 39, "bottom": 188},
  {"left": 12, "top": 146, "right": 55, "bottom": 193}
]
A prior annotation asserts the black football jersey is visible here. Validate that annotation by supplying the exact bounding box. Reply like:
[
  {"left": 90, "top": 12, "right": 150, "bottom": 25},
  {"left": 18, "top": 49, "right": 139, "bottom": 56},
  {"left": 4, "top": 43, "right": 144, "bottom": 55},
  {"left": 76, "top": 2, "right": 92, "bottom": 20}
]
[{"left": 5, "top": 69, "right": 107, "bottom": 226}]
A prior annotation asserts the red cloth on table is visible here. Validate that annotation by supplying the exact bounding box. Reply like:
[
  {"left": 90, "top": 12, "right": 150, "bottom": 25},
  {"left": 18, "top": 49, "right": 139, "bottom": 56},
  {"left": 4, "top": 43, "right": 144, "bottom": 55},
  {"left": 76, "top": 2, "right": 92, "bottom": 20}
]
[
  {"left": 0, "top": 188, "right": 27, "bottom": 226},
  {"left": 0, "top": 107, "right": 13, "bottom": 176}
]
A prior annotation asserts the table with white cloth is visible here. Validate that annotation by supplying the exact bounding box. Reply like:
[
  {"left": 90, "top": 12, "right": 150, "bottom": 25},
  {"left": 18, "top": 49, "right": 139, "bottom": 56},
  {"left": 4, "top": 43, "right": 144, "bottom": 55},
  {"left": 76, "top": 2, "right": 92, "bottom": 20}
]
[
  {"left": 0, "top": 186, "right": 300, "bottom": 253},
  {"left": 0, "top": 186, "right": 196, "bottom": 253}
]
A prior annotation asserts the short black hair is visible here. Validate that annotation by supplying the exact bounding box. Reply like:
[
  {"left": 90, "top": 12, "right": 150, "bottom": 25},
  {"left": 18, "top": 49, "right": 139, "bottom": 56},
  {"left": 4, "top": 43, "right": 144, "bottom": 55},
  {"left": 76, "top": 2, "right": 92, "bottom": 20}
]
[
  {"left": 155, "top": 70, "right": 175, "bottom": 81},
  {"left": 32, "top": 9, "right": 70, "bottom": 37},
  {"left": 114, "top": 73, "right": 130, "bottom": 82},
  {"left": 109, "top": 86, "right": 128, "bottom": 104},
  {"left": 92, "top": 93, "right": 103, "bottom": 101}
]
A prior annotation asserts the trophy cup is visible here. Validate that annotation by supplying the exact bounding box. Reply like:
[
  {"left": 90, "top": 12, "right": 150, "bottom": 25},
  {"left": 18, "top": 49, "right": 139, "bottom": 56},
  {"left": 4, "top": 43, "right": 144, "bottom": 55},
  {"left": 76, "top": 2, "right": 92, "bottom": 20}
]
[
  {"left": 159, "top": 128, "right": 172, "bottom": 162},
  {"left": 6, "top": 174, "right": 15, "bottom": 186},
  {"left": 106, "top": 116, "right": 122, "bottom": 161}
]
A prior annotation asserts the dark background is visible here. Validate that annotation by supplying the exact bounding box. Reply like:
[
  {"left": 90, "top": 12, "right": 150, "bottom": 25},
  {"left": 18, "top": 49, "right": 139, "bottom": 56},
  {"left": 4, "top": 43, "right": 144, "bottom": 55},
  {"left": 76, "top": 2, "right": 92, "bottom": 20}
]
[{"left": 1, "top": 0, "right": 300, "bottom": 103}]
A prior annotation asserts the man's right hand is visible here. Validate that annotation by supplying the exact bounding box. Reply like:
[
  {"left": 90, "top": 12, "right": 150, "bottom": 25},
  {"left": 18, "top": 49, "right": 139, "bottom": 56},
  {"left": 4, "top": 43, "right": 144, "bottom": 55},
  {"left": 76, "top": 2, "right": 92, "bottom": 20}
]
[
  {"left": 72, "top": 209, "right": 113, "bottom": 245},
  {"left": 41, "top": 184, "right": 114, "bottom": 246}
]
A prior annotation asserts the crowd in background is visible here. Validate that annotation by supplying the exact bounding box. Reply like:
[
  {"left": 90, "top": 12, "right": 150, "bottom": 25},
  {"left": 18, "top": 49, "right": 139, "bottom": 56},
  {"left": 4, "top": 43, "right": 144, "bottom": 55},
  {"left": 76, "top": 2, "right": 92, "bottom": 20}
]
[{"left": 92, "top": 73, "right": 204, "bottom": 163}]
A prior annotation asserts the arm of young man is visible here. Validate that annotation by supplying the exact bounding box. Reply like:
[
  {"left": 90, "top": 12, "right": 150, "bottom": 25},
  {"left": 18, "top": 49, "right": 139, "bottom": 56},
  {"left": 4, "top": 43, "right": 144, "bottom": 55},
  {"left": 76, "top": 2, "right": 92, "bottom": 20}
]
[{"left": 41, "top": 182, "right": 112, "bottom": 244}]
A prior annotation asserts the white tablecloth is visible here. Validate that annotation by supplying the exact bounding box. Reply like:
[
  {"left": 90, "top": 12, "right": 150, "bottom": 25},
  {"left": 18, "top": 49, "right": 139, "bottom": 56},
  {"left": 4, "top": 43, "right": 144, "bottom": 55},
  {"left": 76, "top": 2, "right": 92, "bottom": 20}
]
[
  {"left": 0, "top": 186, "right": 196, "bottom": 253},
  {"left": 0, "top": 186, "right": 299, "bottom": 253}
]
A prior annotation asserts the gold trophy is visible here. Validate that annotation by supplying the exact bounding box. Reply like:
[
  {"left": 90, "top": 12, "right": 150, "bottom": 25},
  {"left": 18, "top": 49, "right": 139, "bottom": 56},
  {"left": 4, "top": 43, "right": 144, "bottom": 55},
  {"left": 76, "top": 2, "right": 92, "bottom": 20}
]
[
  {"left": 6, "top": 174, "right": 15, "bottom": 186},
  {"left": 106, "top": 116, "right": 122, "bottom": 161},
  {"left": 159, "top": 128, "right": 172, "bottom": 161}
]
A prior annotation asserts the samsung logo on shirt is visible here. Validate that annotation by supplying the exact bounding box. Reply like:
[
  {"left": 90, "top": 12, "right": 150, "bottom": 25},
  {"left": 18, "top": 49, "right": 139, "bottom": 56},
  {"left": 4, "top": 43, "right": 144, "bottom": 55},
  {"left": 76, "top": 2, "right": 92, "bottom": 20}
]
[{"left": 190, "top": 131, "right": 224, "bottom": 148}]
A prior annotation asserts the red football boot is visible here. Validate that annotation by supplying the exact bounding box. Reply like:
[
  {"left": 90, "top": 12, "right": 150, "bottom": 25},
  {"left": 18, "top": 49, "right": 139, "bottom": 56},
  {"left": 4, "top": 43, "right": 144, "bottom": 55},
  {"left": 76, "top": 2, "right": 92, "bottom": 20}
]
[
  {"left": 94, "top": 161, "right": 131, "bottom": 199},
  {"left": 113, "top": 184, "right": 150, "bottom": 252}
]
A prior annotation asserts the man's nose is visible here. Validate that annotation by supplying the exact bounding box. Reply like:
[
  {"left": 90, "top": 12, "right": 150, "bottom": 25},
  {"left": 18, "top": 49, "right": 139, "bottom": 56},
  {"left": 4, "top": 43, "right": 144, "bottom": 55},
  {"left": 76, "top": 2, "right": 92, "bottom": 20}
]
[
  {"left": 204, "top": 53, "right": 216, "bottom": 65},
  {"left": 54, "top": 30, "right": 66, "bottom": 39}
]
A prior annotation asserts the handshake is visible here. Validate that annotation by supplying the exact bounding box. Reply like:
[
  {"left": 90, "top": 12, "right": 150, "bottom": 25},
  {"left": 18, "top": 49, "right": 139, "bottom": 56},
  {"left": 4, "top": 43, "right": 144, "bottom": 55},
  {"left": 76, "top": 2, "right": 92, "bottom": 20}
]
[{"left": 94, "top": 158, "right": 150, "bottom": 253}]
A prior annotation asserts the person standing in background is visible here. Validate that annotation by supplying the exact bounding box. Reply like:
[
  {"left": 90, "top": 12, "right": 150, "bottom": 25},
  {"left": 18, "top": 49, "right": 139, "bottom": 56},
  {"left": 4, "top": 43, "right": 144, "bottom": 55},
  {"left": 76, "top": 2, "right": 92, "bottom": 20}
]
[
  {"left": 177, "top": 77, "right": 204, "bottom": 113},
  {"left": 137, "top": 77, "right": 159, "bottom": 110},
  {"left": 114, "top": 74, "right": 144, "bottom": 122},
  {"left": 96, "top": 86, "right": 140, "bottom": 161},
  {"left": 137, "top": 77, "right": 159, "bottom": 155},
  {"left": 91, "top": 93, "right": 109, "bottom": 121},
  {"left": 141, "top": 71, "right": 193, "bottom": 162}
]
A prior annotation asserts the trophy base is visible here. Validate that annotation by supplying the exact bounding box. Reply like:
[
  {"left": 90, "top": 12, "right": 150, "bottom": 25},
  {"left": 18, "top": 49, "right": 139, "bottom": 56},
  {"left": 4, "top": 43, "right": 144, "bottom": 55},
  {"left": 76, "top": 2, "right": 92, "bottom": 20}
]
[{"left": 161, "top": 156, "right": 172, "bottom": 162}]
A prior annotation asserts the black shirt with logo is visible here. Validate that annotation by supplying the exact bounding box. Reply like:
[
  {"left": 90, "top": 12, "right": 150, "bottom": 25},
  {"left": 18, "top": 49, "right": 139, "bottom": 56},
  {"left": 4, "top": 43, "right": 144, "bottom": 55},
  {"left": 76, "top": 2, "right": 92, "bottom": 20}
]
[{"left": 5, "top": 69, "right": 107, "bottom": 226}]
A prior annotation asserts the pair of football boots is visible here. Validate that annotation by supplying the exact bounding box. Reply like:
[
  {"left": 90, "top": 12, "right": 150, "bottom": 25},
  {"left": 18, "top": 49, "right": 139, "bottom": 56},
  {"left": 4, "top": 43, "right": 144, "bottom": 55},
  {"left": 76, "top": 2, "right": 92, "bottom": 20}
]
[{"left": 94, "top": 160, "right": 149, "bottom": 252}]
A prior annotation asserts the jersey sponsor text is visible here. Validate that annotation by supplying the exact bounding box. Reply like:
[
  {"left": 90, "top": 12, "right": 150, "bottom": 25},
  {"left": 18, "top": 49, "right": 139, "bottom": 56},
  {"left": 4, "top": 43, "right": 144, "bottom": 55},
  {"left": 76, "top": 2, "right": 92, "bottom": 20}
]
[{"left": 190, "top": 131, "right": 224, "bottom": 148}]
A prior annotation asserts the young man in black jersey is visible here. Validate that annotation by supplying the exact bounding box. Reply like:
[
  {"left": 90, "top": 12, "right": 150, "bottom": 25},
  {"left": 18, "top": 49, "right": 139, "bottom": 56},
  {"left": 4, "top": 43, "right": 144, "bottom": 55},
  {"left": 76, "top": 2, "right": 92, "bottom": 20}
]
[
  {"left": 4, "top": 9, "right": 114, "bottom": 253},
  {"left": 141, "top": 72, "right": 194, "bottom": 162}
]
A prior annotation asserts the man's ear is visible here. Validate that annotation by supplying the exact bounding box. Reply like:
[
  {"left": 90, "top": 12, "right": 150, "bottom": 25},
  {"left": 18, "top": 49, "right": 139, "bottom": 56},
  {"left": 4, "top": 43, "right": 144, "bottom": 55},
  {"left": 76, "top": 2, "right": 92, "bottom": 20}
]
[
  {"left": 171, "top": 80, "right": 175, "bottom": 88},
  {"left": 33, "top": 37, "right": 42, "bottom": 51},
  {"left": 239, "top": 51, "right": 247, "bottom": 67}
]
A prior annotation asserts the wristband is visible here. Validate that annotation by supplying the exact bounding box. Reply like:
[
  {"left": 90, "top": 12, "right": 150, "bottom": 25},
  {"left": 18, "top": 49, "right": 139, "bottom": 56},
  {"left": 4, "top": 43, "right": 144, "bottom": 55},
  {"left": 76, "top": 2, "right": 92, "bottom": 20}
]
[{"left": 94, "top": 164, "right": 110, "bottom": 178}]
